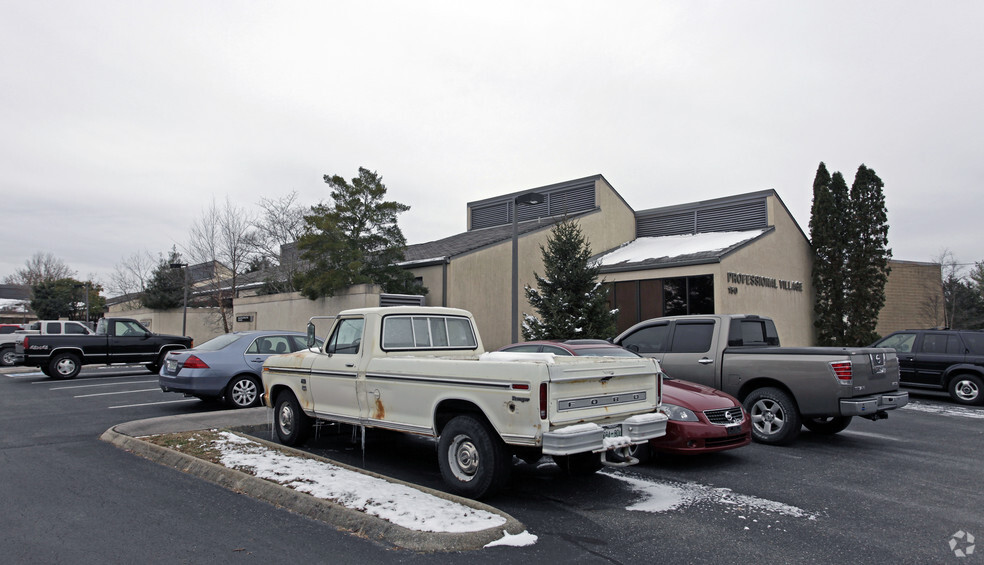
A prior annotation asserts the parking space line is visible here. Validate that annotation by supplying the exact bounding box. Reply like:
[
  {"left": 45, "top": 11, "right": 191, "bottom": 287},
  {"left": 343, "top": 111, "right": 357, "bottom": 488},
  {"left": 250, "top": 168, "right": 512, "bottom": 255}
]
[
  {"left": 5, "top": 372, "right": 45, "bottom": 378},
  {"left": 74, "top": 388, "right": 160, "bottom": 398},
  {"left": 109, "top": 399, "right": 200, "bottom": 409},
  {"left": 50, "top": 380, "right": 157, "bottom": 390},
  {"left": 32, "top": 374, "right": 148, "bottom": 384}
]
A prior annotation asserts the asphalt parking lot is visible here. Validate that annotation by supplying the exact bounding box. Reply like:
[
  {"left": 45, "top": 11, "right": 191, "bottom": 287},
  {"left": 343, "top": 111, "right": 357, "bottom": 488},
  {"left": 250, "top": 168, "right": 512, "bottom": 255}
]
[{"left": 2, "top": 365, "right": 982, "bottom": 564}]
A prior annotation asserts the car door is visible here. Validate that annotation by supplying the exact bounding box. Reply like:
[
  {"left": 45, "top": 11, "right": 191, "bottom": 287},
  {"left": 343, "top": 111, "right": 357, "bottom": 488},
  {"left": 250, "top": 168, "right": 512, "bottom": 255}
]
[
  {"left": 657, "top": 320, "right": 718, "bottom": 387},
  {"left": 309, "top": 317, "right": 365, "bottom": 424},
  {"left": 910, "top": 332, "right": 965, "bottom": 387},
  {"left": 244, "top": 335, "right": 293, "bottom": 375},
  {"left": 873, "top": 332, "right": 918, "bottom": 384}
]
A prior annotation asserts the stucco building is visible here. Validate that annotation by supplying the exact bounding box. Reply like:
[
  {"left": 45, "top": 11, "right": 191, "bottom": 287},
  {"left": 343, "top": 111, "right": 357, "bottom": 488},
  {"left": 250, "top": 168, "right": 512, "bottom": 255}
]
[{"left": 403, "top": 174, "right": 941, "bottom": 350}]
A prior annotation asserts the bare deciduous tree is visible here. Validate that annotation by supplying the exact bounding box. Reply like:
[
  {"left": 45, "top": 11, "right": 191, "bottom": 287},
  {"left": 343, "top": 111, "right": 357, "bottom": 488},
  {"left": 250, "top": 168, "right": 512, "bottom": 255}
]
[
  {"left": 108, "top": 250, "right": 156, "bottom": 308},
  {"left": 253, "top": 191, "right": 305, "bottom": 293},
  {"left": 184, "top": 197, "right": 257, "bottom": 333},
  {"left": 3, "top": 252, "right": 76, "bottom": 285}
]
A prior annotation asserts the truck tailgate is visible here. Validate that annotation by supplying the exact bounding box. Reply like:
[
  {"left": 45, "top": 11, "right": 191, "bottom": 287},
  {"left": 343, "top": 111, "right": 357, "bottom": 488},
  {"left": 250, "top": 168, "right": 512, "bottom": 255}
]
[
  {"left": 546, "top": 357, "right": 660, "bottom": 427},
  {"left": 847, "top": 348, "right": 900, "bottom": 396}
]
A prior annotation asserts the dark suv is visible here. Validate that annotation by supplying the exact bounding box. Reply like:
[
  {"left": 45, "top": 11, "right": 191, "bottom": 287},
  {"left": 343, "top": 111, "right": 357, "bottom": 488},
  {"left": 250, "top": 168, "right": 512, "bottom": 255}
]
[{"left": 872, "top": 329, "right": 984, "bottom": 405}]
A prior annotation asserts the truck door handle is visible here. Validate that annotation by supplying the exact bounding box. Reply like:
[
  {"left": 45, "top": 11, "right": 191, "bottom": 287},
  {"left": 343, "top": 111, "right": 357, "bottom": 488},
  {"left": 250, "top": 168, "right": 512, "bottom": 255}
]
[
  {"left": 697, "top": 358, "right": 714, "bottom": 365},
  {"left": 345, "top": 363, "right": 355, "bottom": 368}
]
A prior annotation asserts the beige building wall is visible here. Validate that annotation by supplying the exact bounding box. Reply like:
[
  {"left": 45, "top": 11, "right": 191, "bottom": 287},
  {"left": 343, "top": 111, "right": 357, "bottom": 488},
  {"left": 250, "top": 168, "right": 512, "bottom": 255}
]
[
  {"left": 438, "top": 177, "right": 638, "bottom": 351},
  {"left": 876, "top": 260, "right": 944, "bottom": 336}
]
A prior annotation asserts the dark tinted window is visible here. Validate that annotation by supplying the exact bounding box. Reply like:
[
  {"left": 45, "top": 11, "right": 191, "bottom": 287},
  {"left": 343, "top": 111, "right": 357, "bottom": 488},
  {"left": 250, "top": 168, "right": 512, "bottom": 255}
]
[
  {"left": 620, "top": 324, "right": 670, "bottom": 354},
  {"left": 0, "top": 326, "right": 18, "bottom": 334},
  {"left": 961, "top": 332, "right": 984, "bottom": 354},
  {"left": 542, "top": 345, "right": 574, "bottom": 356},
  {"left": 65, "top": 322, "right": 89, "bottom": 335},
  {"left": 502, "top": 344, "right": 541, "bottom": 353},
  {"left": 921, "top": 333, "right": 963, "bottom": 355},
  {"left": 45, "top": 322, "right": 61, "bottom": 334},
  {"left": 670, "top": 323, "right": 714, "bottom": 353}
]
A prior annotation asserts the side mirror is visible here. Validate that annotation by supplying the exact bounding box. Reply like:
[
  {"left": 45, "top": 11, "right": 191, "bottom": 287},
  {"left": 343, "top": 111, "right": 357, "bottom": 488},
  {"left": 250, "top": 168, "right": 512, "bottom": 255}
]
[
  {"left": 306, "top": 322, "right": 316, "bottom": 349},
  {"left": 626, "top": 343, "right": 640, "bottom": 353}
]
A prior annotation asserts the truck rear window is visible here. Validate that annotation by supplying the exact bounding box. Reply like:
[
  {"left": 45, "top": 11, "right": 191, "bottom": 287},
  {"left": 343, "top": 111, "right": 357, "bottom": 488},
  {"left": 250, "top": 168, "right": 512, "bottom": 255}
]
[{"left": 382, "top": 315, "right": 477, "bottom": 350}]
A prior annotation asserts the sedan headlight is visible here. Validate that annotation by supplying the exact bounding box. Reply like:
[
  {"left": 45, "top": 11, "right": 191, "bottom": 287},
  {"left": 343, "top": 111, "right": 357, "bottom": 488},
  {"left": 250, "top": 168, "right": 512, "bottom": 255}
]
[{"left": 659, "top": 403, "right": 699, "bottom": 422}]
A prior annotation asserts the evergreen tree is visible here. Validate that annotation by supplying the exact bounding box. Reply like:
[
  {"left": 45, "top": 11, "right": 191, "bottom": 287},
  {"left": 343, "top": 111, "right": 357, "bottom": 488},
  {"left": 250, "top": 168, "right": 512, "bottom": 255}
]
[
  {"left": 523, "top": 219, "right": 616, "bottom": 340},
  {"left": 809, "top": 163, "right": 849, "bottom": 345},
  {"left": 295, "top": 167, "right": 426, "bottom": 299},
  {"left": 142, "top": 249, "right": 186, "bottom": 310},
  {"left": 30, "top": 278, "right": 79, "bottom": 319},
  {"left": 844, "top": 164, "right": 892, "bottom": 345}
]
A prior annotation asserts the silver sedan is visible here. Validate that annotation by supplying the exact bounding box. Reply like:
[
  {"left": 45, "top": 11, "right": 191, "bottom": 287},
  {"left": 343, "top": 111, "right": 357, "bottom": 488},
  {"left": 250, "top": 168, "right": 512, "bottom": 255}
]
[{"left": 158, "top": 330, "right": 317, "bottom": 409}]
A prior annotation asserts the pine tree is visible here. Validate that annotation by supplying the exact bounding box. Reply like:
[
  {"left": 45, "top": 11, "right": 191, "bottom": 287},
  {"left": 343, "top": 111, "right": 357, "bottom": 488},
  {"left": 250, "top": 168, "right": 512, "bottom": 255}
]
[
  {"left": 296, "top": 167, "right": 426, "bottom": 299},
  {"left": 809, "top": 163, "right": 849, "bottom": 345},
  {"left": 523, "top": 219, "right": 616, "bottom": 340},
  {"left": 142, "top": 249, "right": 185, "bottom": 310},
  {"left": 844, "top": 165, "right": 892, "bottom": 344}
]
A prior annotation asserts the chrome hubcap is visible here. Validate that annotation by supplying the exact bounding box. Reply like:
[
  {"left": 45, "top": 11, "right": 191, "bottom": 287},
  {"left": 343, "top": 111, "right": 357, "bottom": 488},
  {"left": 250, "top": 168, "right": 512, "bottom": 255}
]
[
  {"left": 231, "top": 379, "right": 257, "bottom": 407},
  {"left": 448, "top": 434, "right": 479, "bottom": 482},
  {"left": 278, "top": 403, "right": 295, "bottom": 435},
  {"left": 751, "top": 399, "right": 784, "bottom": 435},
  {"left": 955, "top": 379, "right": 980, "bottom": 402}
]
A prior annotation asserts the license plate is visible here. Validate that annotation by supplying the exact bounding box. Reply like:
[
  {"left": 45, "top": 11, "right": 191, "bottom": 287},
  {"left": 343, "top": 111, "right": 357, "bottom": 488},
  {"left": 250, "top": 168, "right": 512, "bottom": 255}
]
[
  {"left": 603, "top": 424, "right": 623, "bottom": 438},
  {"left": 726, "top": 424, "right": 741, "bottom": 435},
  {"left": 166, "top": 360, "right": 177, "bottom": 371}
]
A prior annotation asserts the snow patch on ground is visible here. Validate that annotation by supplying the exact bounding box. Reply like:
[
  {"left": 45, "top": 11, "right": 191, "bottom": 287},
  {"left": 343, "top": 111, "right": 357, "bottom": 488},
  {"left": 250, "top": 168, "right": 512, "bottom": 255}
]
[
  {"left": 606, "top": 470, "right": 819, "bottom": 524},
  {"left": 902, "top": 400, "right": 984, "bottom": 420},
  {"left": 484, "top": 530, "right": 538, "bottom": 547},
  {"left": 211, "top": 431, "right": 508, "bottom": 533}
]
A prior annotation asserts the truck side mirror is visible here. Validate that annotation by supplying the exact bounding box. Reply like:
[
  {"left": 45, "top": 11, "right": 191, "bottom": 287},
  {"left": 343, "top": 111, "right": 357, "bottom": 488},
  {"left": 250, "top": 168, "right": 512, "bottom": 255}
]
[{"left": 306, "top": 322, "right": 316, "bottom": 349}]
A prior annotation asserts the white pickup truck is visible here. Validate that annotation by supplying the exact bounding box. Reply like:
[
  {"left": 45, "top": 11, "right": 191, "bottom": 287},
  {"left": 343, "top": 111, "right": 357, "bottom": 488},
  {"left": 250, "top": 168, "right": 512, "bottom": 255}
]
[{"left": 261, "top": 306, "right": 667, "bottom": 498}]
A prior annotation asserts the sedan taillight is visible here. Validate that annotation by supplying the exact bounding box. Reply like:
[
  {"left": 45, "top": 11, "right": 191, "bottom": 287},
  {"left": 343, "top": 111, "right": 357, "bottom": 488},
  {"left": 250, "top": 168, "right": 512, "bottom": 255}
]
[{"left": 182, "top": 355, "right": 210, "bottom": 369}]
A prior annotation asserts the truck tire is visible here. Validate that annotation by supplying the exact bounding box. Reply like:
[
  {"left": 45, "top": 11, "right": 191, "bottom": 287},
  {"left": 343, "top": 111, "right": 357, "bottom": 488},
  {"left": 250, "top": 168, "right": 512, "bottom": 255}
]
[
  {"left": 803, "top": 416, "right": 853, "bottom": 435},
  {"left": 274, "top": 391, "right": 311, "bottom": 446},
  {"left": 948, "top": 374, "right": 984, "bottom": 406},
  {"left": 0, "top": 346, "right": 15, "bottom": 367},
  {"left": 48, "top": 352, "right": 82, "bottom": 380},
  {"left": 225, "top": 375, "right": 262, "bottom": 409},
  {"left": 438, "top": 415, "right": 511, "bottom": 499},
  {"left": 146, "top": 352, "right": 167, "bottom": 374},
  {"left": 743, "top": 387, "right": 801, "bottom": 445},
  {"left": 553, "top": 452, "right": 605, "bottom": 475}
]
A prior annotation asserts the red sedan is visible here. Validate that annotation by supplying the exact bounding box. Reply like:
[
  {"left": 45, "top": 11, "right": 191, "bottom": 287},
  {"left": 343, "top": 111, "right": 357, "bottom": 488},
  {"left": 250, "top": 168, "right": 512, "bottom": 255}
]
[{"left": 498, "top": 340, "right": 751, "bottom": 457}]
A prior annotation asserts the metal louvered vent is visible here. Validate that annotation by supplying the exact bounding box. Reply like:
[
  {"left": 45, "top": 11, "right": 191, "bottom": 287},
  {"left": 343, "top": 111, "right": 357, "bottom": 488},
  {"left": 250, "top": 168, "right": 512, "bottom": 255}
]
[
  {"left": 696, "top": 200, "right": 767, "bottom": 233},
  {"left": 470, "top": 202, "right": 510, "bottom": 230},
  {"left": 468, "top": 180, "right": 596, "bottom": 230},
  {"left": 379, "top": 294, "right": 426, "bottom": 307},
  {"left": 636, "top": 211, "right": 696, "bottom": 237}
]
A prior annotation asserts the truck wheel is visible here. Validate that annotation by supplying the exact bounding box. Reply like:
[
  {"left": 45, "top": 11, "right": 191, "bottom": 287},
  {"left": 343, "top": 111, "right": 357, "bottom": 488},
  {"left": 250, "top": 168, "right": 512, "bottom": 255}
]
[
  {"left": 48, "top": 353, "right": 82, "bottom": 380},
  {"left": 438, "top": 415, "right": 511, "bottom": 499},
  {"left": 948, "top": 374, "right": 984, "bottom": 406},
  {"left": 146, "top": 353, "right": 167, "bottom": 374},
  {"left": 743, "top": 387, "right": 801, "bottom": 445},
  {"left": 274, "top": 391, "right": 311, "bottom": 446},
  {"left": 0, "top": 347, "right": 15, "bottom": 367},
  {"left": 226, "top": 375, "right": 262, "bottom": 409},
  {"left": 553, "top": 452, "right": 604, "bottom": 475},
  {"left": 803, "top": 416, "right": 853, "bottom": 435}
]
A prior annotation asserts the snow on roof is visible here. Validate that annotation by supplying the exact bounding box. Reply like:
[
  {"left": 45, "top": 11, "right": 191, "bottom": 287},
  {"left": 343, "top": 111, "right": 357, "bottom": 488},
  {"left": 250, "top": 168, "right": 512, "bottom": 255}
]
[{"left": 596, "top": 229, "right": 767, "bottom": 267}]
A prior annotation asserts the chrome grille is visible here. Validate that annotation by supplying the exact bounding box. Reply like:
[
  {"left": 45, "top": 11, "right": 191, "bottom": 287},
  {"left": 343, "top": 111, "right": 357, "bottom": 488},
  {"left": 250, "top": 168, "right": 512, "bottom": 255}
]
[{"left": 704, "top": 406, "right": 744, "bottom": 425}]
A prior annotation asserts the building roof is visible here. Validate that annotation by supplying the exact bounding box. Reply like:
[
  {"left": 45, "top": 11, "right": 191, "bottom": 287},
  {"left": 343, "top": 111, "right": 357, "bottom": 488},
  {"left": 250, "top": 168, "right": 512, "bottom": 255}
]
[
  {"left": 594, "top": 228, "right": 772, "bottom": 272},
  {"left": 402, "top": 212, "right": 587, "bottom": 265}
]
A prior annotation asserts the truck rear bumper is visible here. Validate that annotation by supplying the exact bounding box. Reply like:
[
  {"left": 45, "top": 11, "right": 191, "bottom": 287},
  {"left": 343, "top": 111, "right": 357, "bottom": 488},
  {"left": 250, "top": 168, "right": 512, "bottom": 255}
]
[
  {"left": 542, "top": 412, "right": 669, "bottom": 456},
  {"left": 839, "top": 391, "right": 909, "bottom": 416}
]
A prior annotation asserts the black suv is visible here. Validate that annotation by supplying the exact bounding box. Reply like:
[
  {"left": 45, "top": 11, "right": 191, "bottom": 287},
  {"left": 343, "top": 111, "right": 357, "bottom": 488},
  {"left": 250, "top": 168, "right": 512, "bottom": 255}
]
[{"left": 872, "top": 329, "right": 984, "bottom": 405}]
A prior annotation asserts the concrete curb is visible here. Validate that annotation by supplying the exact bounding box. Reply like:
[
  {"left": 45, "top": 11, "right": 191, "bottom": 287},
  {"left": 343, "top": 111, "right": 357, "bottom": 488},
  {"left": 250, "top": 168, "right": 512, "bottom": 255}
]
[{"left": 100, "top": 413, "right": 525, "bottom": 552}]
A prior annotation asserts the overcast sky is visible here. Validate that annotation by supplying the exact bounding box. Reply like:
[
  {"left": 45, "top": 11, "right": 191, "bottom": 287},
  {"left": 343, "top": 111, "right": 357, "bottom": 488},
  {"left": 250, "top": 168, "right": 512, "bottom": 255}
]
[{"left": 3, "top": 1, "right": 982, "bottom": 287}]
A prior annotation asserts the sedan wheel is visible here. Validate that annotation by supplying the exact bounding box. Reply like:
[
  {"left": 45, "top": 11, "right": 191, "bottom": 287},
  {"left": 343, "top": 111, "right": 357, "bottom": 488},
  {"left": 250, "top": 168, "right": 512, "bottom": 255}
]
[{"left": 226, "top": 375, "right": 261, "bottom": 408}]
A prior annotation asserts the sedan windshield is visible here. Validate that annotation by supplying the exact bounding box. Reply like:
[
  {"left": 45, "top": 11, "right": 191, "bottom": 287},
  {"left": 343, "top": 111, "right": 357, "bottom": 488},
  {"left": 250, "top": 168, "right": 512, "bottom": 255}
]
[{"left": 193, "top": 333, "right": 243, "bottom": 352}]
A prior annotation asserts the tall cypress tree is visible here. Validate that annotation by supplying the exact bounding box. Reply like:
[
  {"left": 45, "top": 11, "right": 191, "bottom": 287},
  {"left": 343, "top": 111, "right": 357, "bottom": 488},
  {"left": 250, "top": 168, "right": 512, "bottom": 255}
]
[
  {"left": 844, "top": 165, "right": 892, "bottom": 344},
  {"left": 523, "top": 219, "right": 616, "bottom": 341},
  {"left": 810, "top": 163, "right": 850, "bottom": 345}
]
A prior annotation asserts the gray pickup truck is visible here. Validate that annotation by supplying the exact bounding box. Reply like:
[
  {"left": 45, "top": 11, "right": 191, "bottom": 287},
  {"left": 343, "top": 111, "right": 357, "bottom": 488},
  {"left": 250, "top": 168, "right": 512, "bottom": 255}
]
[{"left": 613, "top": 314, "right": 909, "bottom": 445}]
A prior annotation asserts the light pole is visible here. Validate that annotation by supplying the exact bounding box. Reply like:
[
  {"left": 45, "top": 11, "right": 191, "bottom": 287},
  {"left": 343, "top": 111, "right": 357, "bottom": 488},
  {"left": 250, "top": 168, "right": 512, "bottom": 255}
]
[
  {"left": 511, "top": 192, "right": 546, "bottom": 343},
  {"left": 170, "top": 262, "right": 189, "bottom": 336}
]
